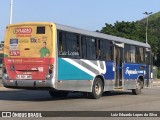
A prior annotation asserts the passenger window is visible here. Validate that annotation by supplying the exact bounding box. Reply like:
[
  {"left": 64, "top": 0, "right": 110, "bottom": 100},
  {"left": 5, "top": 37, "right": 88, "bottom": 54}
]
[
  {"left": 130, "top": 46, "right": 136, "bottom": 63},
  {"left": 66, "top": 33, "right": 80, "bottom": 58},
  {"left": 125, "top": 44, "right": 131, "bottom": 62},
  {"left": 106, "top": 41, "right": 113, "bottom": 60},
  {"left": 99, "top": 39, "right": 113, "bottom": 61},
  {"left": 139, "top": 47, "right": 145, "bottom": 63},
  {"left": 58, "top": 31, "right": 80, "bottom": 58},
  {"left": 81, "top": 36, "right": 97, "bottom": 60},
  {"left": 59, "top": 32, "right": 66, "bottom": 55},
  {"left": 81, "top": 36, "right": 87, "bottom": 59}
]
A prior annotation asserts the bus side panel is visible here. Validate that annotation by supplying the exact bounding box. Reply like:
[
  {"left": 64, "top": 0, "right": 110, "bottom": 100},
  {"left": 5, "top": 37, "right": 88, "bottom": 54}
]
[
  {"left": 56, "top": 58, "right": 95, "bottom": 92},
  {"left": 103, "top": 61, "right": 115, "bottom": 91},
  {"left": 103, "top": 61, "right": 114, "bottom": 80},
  {"left": 58, "top": 58, "right": 94, "bottom": 80},
  {"left": 123, "top": 63, "right": 146, "bottom": 89},
  {"left": 56, "top": 58, "right": 116, "bottom": 92}
]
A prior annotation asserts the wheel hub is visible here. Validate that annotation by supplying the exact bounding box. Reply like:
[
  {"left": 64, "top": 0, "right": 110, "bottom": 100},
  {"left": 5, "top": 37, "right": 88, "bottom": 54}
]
[{"left": 95, "top": 83, "right": 101, "bottom": 95}]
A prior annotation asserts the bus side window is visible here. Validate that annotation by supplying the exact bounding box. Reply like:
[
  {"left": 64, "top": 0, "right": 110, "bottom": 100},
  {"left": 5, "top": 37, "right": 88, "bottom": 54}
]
[
  {"left": 66, "top": 33, "right": 80, "bottom": 59},
  {"left": 125, "top": 44, "right": 131, "bottom": 63},
  {"left": 99, "top": 40, "right": 103, "bottom": 60},
  {"left": 106, "top": 41, "right": 112, "bottom": 61},
  {"left": 130, "top": 45, "right": 136, "bottom": 63},
  {"left": 135, "top": 47, "right": 140, "bottom": 63},
  {"left": 98, "top": 40, "right": 101, "bottom": 59},
  {"left": 81, "top": 36, "right": 87, "bottom": 59},
  {"left": 58, "top": 32, "right": 66, "bottom": 56},
  {"left": 76, "top": 35, "right": 81, "bottom": 58},
  {"left": 99, "top": 40, "right": 112, "bottom": 61},
  {"left": 59, "top": 32, "right": 62, "bottom": 52},
  {"left": 139, "top": 47, "right": 145, "bottom": 63},
  {"left": 85, "top": 37, "right": 96, "bottom": 60},
  {"left": 91, "top": 38, "right": 96, "bottom": 60}
]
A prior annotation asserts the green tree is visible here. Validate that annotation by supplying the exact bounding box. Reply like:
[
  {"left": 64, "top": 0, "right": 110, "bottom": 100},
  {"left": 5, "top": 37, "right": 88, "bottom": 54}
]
[{"left": 99, "top": 13, "right": 160, "bottom": 67}]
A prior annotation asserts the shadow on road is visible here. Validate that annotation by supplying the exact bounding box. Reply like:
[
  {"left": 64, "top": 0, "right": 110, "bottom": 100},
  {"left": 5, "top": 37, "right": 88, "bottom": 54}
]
[
  {"left": 103, "top": 91, "right": 132, "bottom": 96},
  {"left": 0, "top": 89, "right": 132, "bottom": 102}
]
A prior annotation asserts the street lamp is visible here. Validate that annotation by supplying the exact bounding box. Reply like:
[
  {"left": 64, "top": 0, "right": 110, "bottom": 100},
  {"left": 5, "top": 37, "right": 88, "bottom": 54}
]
[
  {"left": 143, "top": 12, "right": 153, "bottom": 44},
  {"left": 10, "top": 0, "right": 13, "bottom": 24}
]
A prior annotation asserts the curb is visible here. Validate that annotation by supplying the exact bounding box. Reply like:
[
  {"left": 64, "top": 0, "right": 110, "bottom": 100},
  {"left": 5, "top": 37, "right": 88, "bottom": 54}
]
[
  {"left": 0, "top": 84, "right": 11, "bottom": 90},
  {"left": 153, "top": 81, "right": 160, "bottom": 83},
  {"left": 152, "top": 81, "right": 160, "bottom": 86},
  {"left": 0, "top": 86, "right": 6, "bottom": 90},
  {"left": 0, "top": 86, "right": 14, "bottom": 91}
]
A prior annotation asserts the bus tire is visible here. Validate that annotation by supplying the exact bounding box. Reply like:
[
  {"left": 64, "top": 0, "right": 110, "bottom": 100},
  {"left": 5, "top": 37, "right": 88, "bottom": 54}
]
[
  {"left": 132, "top": 79, "right": 142, "bottom": 95},
  {"left": 49, "top": 91, "right": 68, "bottom": 98},
  {"left": 88, "top": 78, "right": 103, "bottom": 99}
]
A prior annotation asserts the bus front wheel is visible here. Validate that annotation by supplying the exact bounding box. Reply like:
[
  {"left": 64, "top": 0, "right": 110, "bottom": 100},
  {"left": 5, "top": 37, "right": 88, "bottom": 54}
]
[
  {"left": 49, "top": 91, "right": 68, "bottom": 98},
  {"left": 132, "top": 79, "right": 143, "bottom": 95},
  {"left": 88, "top": 78, "right": 104, "bottom": 99}
]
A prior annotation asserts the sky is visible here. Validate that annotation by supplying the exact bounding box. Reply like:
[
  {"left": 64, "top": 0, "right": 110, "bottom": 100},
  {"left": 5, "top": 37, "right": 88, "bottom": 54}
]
[{"left": 0, "top": 0, "right": 160, "bottom": 41}]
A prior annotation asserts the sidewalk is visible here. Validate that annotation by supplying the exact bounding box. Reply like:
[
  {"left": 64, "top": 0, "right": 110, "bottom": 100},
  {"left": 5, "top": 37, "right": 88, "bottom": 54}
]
[
  {"left": 0, "top": 83, "right": 6, "bottom": 90},
  {"left": 0, "top": 80, "right": 8, "bottom": 90},
  {"left": 0, "top": 84, "right": 14, "bottom": 91},
  {"left": 153, "top": 79, "right": 160, "bottom": 86},
  {"left": 0, "top": 79, "right": 2, "bottom": 88}
]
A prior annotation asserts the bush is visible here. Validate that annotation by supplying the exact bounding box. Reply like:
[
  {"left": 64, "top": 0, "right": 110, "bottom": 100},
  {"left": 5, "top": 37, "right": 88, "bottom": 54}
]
[{"left": 157, "top": 69, "right": 160, "bottom": 79}]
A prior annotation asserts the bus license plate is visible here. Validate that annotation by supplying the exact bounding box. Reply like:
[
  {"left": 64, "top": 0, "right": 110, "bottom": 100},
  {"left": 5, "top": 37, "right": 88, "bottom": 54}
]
[{"left": 16, "top": 75, "right": 32, "bottom": 79}]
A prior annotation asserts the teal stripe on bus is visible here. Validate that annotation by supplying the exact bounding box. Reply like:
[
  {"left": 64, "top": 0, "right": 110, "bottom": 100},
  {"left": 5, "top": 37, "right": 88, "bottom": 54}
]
[{"left": 58, "top": 58, "right": 93, "bottom": 80}]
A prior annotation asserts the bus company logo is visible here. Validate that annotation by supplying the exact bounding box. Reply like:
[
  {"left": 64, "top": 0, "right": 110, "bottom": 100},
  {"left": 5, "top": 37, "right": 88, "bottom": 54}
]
[
  {"left": 13, "top": 28, "right": 32, "bottom": 34},
  {"left": 125, "top": 67, "right": 144, "bottom": 76},
  {"left": 125, "top": 67, "right": 137, "bottom": 76}
]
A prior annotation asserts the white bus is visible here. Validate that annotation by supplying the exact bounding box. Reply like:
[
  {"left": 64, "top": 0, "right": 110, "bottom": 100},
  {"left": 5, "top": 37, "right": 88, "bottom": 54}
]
[{"left": 3, "top": 22, "right": 152, "bottom": 99}]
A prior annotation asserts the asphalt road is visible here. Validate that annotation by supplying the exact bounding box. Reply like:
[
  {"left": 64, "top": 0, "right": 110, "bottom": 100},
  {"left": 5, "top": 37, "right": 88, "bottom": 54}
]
[{"left": 0, "top": 87, "right": 160, "bottom": 120}]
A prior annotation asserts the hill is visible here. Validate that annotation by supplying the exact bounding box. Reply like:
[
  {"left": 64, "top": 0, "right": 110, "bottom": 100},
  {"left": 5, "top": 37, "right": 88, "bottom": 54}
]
[{"left": 140, "top": 11, "right": 160, "bottom": 23}]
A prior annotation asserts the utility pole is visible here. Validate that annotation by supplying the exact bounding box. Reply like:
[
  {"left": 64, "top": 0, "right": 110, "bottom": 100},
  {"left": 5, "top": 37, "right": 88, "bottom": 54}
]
[
  {"left": 10, "top": 0, "right": 13, "bottom": 24},
  {"left": 143, "top": 12, "right": 153, "bottom": 44}
]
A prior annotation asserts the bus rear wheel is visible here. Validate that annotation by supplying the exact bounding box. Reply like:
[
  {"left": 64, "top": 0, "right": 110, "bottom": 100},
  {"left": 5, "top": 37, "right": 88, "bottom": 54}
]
[
  {"left": 49, "top": 91, "right": 69, "bottom": 98},
  {"left": 132, "top": 79, "right": 142, "bottom": 95},
  {"left": 88, "top": 78, "right": 103, "bottom": 99}
]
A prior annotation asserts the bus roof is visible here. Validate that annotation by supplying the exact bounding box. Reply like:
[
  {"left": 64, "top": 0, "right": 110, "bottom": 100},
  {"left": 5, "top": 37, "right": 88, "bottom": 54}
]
[
  {"left": 6, "top": 22, "right": 52, "bottom": 26},
  {"left": 6, "top": 22, "right": 150, "bottom": 48},
  {"left": 56, "top": 23, "right": 150, "bottom": 48}
]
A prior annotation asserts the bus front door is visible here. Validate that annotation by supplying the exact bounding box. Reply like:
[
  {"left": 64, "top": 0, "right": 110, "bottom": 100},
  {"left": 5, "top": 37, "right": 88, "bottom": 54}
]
[{"left": 114, "top": 44, "right": 124, "bottom": 88}]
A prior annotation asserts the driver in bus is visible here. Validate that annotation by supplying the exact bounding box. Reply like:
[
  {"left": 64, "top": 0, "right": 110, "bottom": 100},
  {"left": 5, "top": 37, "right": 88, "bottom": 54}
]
[{"left": 39, "top": 42, "right": 50, "bottom": 58}]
